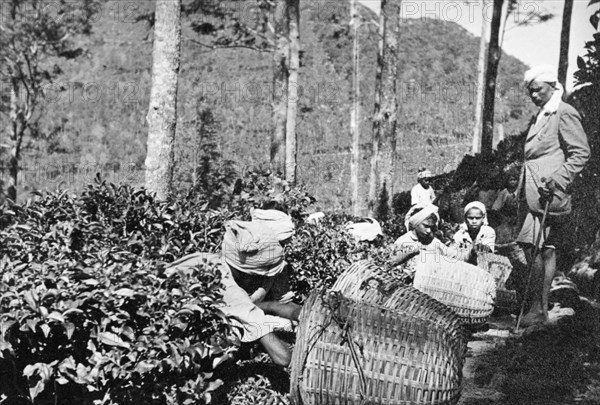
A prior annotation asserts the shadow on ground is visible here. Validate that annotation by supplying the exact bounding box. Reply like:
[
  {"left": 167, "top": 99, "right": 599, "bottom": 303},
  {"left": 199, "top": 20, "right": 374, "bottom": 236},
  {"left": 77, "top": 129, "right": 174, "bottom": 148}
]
[{"left": 464, "top": 299, "right": 600, "bottom": 405}]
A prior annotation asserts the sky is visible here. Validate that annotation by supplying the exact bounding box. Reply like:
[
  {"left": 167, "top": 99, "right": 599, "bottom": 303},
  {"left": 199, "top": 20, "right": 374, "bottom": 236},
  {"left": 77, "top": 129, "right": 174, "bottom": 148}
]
[{"left": 357, "top": 0, "right": 599, "bottom": 91}]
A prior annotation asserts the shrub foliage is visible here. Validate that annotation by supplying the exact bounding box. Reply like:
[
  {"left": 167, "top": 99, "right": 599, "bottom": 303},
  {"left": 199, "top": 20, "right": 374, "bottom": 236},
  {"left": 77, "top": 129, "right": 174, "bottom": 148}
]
[
  {"left": 0, "top": 171, "right": 412, "bottom": 403},
  {"left": 0, "top": 178, "right": 245, "bottom": 404}
]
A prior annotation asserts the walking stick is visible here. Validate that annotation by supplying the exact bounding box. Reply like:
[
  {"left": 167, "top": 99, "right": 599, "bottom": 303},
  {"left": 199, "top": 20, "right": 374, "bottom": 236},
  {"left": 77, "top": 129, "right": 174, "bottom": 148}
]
[{"left": 515, "top": 198, "right": 551, "bottom": 332}]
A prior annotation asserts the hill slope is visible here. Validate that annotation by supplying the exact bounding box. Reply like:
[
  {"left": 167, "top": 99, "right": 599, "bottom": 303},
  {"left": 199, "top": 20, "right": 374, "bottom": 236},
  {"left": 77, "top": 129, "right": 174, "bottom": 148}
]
[{"left": 12, "top": 0, "right": 533, "bottom": 209}]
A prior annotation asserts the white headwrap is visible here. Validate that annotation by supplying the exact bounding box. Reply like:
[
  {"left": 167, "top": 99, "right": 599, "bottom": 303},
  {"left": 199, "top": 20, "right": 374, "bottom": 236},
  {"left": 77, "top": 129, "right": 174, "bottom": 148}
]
[
  {"left": 222, "top": 220, "right": 286, "bottom": 276},
  {"left": 524, "top": 65, "right": 558, "bottom": 86},
  {"left": 524, "top": 65, "right": 564, "bottom": 115},
  {"left": 346, "top": 217, "right": 383, "bottom": 242},
  {"left": 417, "top": 169, "right": 433, "bottom": 180},
  {"left": 464, "top": 201, "right": 488, "bottom": 226},
  {"left": 404, "top": 204, "right": 439, "bottom": 230},
  {"left": 250, "top": 208, "right": 295, "bottom": 241}
]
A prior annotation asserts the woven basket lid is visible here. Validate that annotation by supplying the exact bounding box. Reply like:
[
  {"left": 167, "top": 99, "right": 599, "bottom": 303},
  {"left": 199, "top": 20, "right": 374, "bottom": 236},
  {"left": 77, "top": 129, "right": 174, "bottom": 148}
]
[{"left": 413, "top": 258, "right": 496, "bottom": 324}]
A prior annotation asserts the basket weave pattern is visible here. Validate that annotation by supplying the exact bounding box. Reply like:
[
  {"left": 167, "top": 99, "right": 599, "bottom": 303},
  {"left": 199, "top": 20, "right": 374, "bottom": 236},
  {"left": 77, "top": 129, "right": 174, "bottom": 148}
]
[
  {"left": 413, "top": 259, "right": 496, "bottom": 324},
  {"left": 291, "top": 261, "right": 466, "bottom": 405},
  {"left": 332, "top": 261, "right": 468, "bottom": 353},
  {"left": 476, "top": 252, "right": 517, "bottom": 309}
]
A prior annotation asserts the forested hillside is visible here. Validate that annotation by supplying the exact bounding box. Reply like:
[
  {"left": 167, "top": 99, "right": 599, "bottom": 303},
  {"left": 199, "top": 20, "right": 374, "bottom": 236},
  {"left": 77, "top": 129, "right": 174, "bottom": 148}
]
[{"left": 9, "top": 0, "right": 533, "bottom": 209}]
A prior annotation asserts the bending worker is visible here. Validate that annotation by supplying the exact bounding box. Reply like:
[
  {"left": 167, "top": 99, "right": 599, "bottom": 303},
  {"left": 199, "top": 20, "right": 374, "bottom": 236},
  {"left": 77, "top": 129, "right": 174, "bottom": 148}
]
[
  {"left": 517, "top": 65, "right": 590, "bottom": 326},
  {"left": 166, "top": 214, "right": 300, "bottom": 366}
]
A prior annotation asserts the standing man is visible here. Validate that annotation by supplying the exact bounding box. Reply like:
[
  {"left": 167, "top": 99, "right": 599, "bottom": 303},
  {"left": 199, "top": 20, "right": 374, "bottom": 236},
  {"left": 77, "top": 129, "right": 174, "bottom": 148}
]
[
  {"left": 517, "top": 65, "right": 590, "bottom": 326},
  {"left": 411, "top": 168, "right": 436, "bottom": 206}
]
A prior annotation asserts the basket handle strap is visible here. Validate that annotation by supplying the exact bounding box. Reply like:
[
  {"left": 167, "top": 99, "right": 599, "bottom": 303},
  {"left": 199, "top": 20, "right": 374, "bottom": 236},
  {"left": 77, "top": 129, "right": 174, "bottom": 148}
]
[{"left": 343, "top": 326, "right": 368, "bottom": 403}]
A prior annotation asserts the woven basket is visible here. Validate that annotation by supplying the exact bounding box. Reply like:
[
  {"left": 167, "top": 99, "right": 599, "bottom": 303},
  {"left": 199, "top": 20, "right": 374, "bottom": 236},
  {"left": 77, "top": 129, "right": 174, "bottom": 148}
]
[
  {"left": 476, "top": 252, "right": 512, "bottom": 288},
  {"left": 413, "top": 259, "right": 496, "bottom": 324},
  {"left": 331, "top": 260, "right": 403, "bottom": 302},
  {"left": 290, "top": 289, "right": 465, "bottom": 405},
  {"left": 476, "top": 252, "right": 517, "bottom": 309},
  {"left": 331, "top": 261, "right": 468, "bottom": 353}
]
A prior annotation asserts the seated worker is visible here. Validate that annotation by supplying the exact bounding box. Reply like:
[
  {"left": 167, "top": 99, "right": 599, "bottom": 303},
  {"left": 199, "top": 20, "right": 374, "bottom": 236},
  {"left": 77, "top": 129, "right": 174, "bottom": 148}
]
[
  {"left": 411, "top": 168, "right": 436, "bottom": 206},
  {"left": 390, "top": 204, "right": 466, "bottom": 282},
  {"left": 166, "top": 220, "right": 301, "bottom": 367},
  {"left": 452, "top": 201, "right": 497, "bottom": 263}
]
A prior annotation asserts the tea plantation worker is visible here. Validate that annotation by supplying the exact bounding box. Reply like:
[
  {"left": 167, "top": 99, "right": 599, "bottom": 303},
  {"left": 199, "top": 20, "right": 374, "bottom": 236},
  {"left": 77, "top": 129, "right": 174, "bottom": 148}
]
[
  {"left": 411, "top": 168, "right": 436, "bottom": 206},
  {"left": 249, "top": 208, "right": 296, "bottom": 304},
  {"left": 517, "top": 65, "right": 590, "bottom": 327},
  {"left": 222, "top": 220, "right": 301, "bottom": 317},
  {"left": 390, "top": 204, "right": 466, "bottom": 282},
  {"left": 451, "top": 201, "right": 496, "bottom": 263},
  {"left": 491, "top": 165, "right": 521, "bottom": 244},
  {"left": 166, "top": 221, "right": 301, "bottom": 367}
]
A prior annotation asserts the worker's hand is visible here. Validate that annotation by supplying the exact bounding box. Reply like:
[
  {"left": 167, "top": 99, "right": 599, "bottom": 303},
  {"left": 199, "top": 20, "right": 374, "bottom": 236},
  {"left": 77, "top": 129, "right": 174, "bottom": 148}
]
[
  {"left": 405, "top": 244, "right": 422, "bottom": 259},
  {"left": 474, "top": 243, "right": 492, "bottom": 253},
  {"left": 544, "top": 178, "right": 559, "bottom": 193},
  {"left": 538, "top": 178, "right": 556, "bottom": 205}
]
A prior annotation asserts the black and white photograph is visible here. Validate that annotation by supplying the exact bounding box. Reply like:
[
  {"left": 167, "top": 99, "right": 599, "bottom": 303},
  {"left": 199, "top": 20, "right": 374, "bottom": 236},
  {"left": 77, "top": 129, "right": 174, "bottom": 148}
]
[{"left": 0, "top": 0, "right": 599, "bottom": 404}]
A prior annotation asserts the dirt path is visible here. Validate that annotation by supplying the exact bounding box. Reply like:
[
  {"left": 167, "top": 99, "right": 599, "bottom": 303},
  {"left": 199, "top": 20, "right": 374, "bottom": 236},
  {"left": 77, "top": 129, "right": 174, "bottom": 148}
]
[
  {"left": 458, "top": 334, "right": 508, "bottom": 405},
  {"left": 457, "top": 301, "right": 600, "bottom": 405}
]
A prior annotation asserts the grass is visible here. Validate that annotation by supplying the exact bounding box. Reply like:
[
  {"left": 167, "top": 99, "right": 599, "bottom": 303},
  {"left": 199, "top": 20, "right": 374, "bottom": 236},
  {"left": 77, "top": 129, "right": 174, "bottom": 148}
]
[{"left": 468, "top": 299, "right": 600, "bottom": 405}]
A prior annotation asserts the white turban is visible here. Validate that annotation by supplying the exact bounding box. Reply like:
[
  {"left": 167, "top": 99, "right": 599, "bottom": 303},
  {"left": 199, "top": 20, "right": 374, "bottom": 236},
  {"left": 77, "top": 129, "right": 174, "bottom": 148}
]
[
  {"left": 250, "top": 208, "right": 295, "bottom": 241},
  {"left": 222, "top": 220, "right": 286, "bottom": 277},
  {"left": 524, "top": 65, "right": 558, "bottom": 86},
  {"left": 464, "top": 201, "right": 488, "bottom": 226},
  {"left": 524, "top": 65, "right": 564, "bottom": 113},
  {"left": 405, "top": 204, "right": 439, "bottom": 230},
  {"left": 417, "top": 170, "right": 433, "bottom": 180},
  {"left": 346, "top": 217, "right": 383, "bottom": 242}
]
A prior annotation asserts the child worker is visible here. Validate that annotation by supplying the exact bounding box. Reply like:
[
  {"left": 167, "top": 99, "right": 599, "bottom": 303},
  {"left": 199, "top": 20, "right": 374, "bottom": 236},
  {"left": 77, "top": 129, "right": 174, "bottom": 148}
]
[
  {"left": 452, "top": 201, "right": 496, "bottom": 264},
  {"left": 411, "top": 168, "right": 436, "bottom": 206},
  {"left": 390, "top": 204, "right": 466, "bottom": 283}
]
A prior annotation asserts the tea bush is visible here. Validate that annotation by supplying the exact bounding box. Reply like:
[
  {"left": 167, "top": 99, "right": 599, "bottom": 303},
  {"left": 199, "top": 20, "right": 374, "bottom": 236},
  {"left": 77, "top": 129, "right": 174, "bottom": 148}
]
[
  {"left": 0, "top": 166, "right": 322, "bottom": 404},
  {"left": 286, "top": 213, "right": 401, "bottom": 300},
  {"left": 0, "top": 179, "right": 244, "bottom": 404},
  {"left": 0, "top": 172, "right": 417, "bottom": 403}
]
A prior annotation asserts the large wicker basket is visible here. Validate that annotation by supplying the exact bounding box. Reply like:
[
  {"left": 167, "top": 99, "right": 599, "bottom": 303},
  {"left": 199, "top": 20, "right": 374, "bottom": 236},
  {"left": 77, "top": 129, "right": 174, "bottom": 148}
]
[
  {"left": 413, "top": 258, "right": 496, "bottom": 324},
  {"left": 332, "top": 261, "right": 468, "bottom": 354},
  {"left": 331, "top": 260, "right": 402, "bottom": 302},
  {"left": 290, "top": 289, "right": 465, "bottom": 405}
]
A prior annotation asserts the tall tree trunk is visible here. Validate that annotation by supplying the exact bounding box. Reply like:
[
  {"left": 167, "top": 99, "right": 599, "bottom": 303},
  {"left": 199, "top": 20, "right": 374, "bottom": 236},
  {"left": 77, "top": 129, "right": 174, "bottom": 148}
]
[
  {"left": 285, "top": 0, "right": 299, "bottom": 184},
  {"left": 350, "top": 0, "right": 360, "bottom": 216},
  {"left": 389, "top": 1, "right": 402, "bottom": 206},
  {"left": 368, "top": 0, "right": 387, "bottom": 214},
  {"left": 145, "top": 0, "right": 181, "bottom": 200},
  {"left": 472, "top": 0, "right": 489, "bottom": 155},
  {"left": 558, "top": 0, "right": 574, "bottom": 89},
  {"left": 271, "top": 0, "right": 288, "bottom": 173},
  {"left": 7, "top": 82, "right": 22, "bottom": 202},
  {"left": 369, "top": 0, "right": 401, "bottom": 214},
  {"left": 481, "top": 0, "right": 504, "bottom": 156}
]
